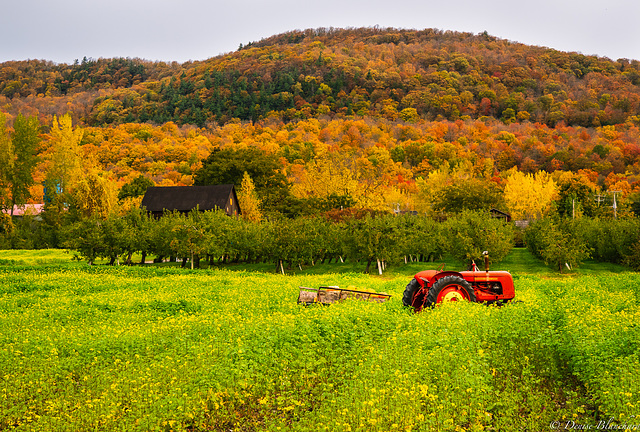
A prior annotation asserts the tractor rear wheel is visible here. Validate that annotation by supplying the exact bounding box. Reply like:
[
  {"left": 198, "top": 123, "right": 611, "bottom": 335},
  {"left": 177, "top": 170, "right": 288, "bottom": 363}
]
[
  {"left": 402, "top": 278, "right": 423, "bottom": 308},
  {"left": 426, "top": 275, "right": 476, "bottom": 307}
]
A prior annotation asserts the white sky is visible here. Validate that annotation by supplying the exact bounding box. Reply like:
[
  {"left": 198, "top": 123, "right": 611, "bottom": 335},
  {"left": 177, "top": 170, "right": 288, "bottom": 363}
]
[{"left": 1, "top": 0, "right": 639, "bottom": 64}]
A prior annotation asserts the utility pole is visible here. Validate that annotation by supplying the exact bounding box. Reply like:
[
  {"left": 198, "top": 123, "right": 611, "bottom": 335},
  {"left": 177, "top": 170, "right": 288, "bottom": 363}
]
[{"left": 611, "top": 191, "right": 620, "bottom": 219}]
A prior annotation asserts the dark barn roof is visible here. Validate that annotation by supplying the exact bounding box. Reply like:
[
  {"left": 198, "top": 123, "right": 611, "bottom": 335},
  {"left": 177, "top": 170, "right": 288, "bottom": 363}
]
[
  {"left": 490, "top": 208, "right": 511, "bottom": 222},
  {"left": 141, "top": 185, "right": 240, "bottom": 215}
]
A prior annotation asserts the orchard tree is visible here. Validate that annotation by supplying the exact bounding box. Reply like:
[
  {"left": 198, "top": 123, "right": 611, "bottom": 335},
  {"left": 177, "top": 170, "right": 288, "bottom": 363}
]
[
  {"left": 443, "top": 210, "right": 514, "bottom": 269},
  {"left": 199, "top": 209, "right": 234, "bottom": 262},
  {"left": 569, "top": 217, "right": 640, "bottom": 265},
  {"left": 344, "top": 213, "right": 400, "bottom": 273},
  {"left": 268, "top": 218, "right": 299, "bottom": 273},
  {"left": 525, "top": 218, "right": 591, "bottom": 272},
  {"left": 62, "top": 217, "right": 106, "bottom": 265},
  {"left": 120, "top": 206, "right": 152, "bottom": 264},
  {"left": 400, "top": 215, "right": 445, "bottom": 262},
  {"left": 100, "top": 214, "right": 128, "bottom": 265},
  {"left": 169, "top": 211, "right": 211, "bottom": 269},
  {"left": 222, "top": 215, "right": 262, "bottom": 263},
  {"left": 147, "top": 213, "right": 180, "bottom": 260},
  {"left": 268, "top": 217, "right": 312, "bottom": 272}
]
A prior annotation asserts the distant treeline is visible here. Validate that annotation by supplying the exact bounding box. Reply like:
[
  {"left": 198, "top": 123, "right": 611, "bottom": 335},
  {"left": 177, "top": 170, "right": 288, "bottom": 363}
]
[{"left": 1, "top": 27, "right": 639, "bottom": 128}]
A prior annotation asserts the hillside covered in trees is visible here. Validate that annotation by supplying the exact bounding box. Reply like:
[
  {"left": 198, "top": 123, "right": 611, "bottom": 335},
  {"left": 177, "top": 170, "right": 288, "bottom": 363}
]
[
  {"left": 1, "top": 27, "right": 640, "bottom": 224},
  {"left": 3, "top": 28, "right": 640, "bottom": 128}
]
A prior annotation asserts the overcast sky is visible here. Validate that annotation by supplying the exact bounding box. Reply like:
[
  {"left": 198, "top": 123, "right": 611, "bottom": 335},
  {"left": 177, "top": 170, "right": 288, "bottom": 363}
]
[{"left": 1, "top": 0, "right": 639, "bottom": 64}]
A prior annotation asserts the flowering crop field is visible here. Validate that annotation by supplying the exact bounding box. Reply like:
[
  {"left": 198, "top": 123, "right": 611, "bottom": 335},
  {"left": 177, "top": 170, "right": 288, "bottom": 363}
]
[{"left": 1, "top": 250, "right": 639, "bottom": 431}]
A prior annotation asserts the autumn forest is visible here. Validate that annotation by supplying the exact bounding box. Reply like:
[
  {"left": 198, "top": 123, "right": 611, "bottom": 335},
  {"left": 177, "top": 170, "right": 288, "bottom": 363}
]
[{"left": 2, "top": 27, "right": 640, "bottom": 226}]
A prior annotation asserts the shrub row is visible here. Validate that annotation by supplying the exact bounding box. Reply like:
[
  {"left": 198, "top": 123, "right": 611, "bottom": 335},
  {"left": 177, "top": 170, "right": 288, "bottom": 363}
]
[
  {"left": 60, "top": 209, "right": 514, "bottom": 273},
  {"left": 525, "top": 216, "right": 640, "bottom": 272}
]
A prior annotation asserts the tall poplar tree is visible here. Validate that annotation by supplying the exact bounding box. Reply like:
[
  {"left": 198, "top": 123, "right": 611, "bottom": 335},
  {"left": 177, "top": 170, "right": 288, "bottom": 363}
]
[
  {"left": 237, "top": 171, "right": 262, "bottom": 222},
  {"left": 46, "top": 114, "right": 83, "bottom": 198},
  {"left": 9, "top": 114, "right": 40, "bottom": 215},
  {"left": 0, "top": 113, "right": 14, "bottom": 211}
]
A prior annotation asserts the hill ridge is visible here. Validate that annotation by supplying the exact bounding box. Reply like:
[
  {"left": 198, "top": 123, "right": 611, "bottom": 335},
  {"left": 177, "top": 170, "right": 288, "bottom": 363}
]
[{"left": 1, "top": 26, "right": 638, "bottom": 130}]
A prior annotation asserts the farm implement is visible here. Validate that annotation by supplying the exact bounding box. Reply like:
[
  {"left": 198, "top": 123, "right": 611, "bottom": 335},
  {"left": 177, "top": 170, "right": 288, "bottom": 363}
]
[{"left": 298, "top": 286, "right": 392, "bottom": 305}]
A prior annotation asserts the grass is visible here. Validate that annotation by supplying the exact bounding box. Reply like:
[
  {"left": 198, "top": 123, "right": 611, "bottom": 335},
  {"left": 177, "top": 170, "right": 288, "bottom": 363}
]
[
  {"left": 0, "top": 248, "right": 638, "bottom": 431},
  {"left": 0, "top": 249, "right": 74, "bottom": 266},
  {"left": 1, "top": 246, "right": 625, "bottom": 278},
  {"left": 196, "top": 247, "right": 630, "bottom": 280}
]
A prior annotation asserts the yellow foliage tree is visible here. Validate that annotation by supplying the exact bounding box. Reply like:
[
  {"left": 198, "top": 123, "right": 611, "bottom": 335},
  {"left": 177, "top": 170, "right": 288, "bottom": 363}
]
[
  {"left": 291, "top": 154, "right": 360, "bottom": 203},
  {"left": 383, "top": 185, "right": 416, "bottom": 214},
  {"left": 237, "top": 172, "right": 262, "bottom": 222},
  {"left": 503, "top": 169, "right": 557, "bottom": 220},
  {"left": 46, "top": 114, "right": 84, "bottom": 195},
  {"left": 73, "top": 168, "right": 119, "bottom": 218},
  {"left": 414, "top": 161, "right": 475, "bottom": 214}
]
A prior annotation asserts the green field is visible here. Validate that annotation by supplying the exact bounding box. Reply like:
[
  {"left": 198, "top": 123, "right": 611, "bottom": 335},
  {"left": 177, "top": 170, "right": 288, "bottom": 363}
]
[{"left": 1, "top": 249, "right": 639, "bottom": 431}]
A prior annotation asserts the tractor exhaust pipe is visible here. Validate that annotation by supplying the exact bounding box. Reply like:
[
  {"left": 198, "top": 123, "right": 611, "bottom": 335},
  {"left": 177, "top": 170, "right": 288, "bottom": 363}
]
[{"left": 483, "top": 251, "right": 489, "bottom": 272}]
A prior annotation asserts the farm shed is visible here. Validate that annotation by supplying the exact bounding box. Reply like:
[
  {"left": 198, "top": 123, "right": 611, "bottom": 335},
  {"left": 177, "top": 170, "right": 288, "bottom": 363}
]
[
  {"left": 490, "top": 208, "right": 511, "bottom": 222},
  {"left": 2, "top": 204, "right": 45, "bottom": 220},
  {"left": 141, "top": 185, "right": 241, "bottom": 217}
]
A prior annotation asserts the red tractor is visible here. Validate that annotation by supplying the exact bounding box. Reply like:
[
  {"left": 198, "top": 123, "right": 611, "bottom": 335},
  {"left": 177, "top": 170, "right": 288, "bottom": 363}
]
[{"left": 402, "top": 252, "right": 515, "bottom": 312}]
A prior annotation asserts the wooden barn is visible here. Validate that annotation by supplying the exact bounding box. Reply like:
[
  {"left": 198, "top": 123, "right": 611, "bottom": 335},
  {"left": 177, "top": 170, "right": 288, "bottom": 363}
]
[
  {"left": 490, "top": 208, "right": 512, "bottom": 222},
  {"left": 141, "top": 185, "right": 241, "bottom": 217}
]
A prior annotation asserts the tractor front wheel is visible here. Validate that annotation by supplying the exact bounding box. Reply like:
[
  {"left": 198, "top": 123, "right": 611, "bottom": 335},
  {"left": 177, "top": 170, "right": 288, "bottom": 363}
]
[
  {"left": 402, "top": 278, "right": 423, "bottom": 308},
  {"left": 426, "top": 275, "right": 476, "bottom": 307}
]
